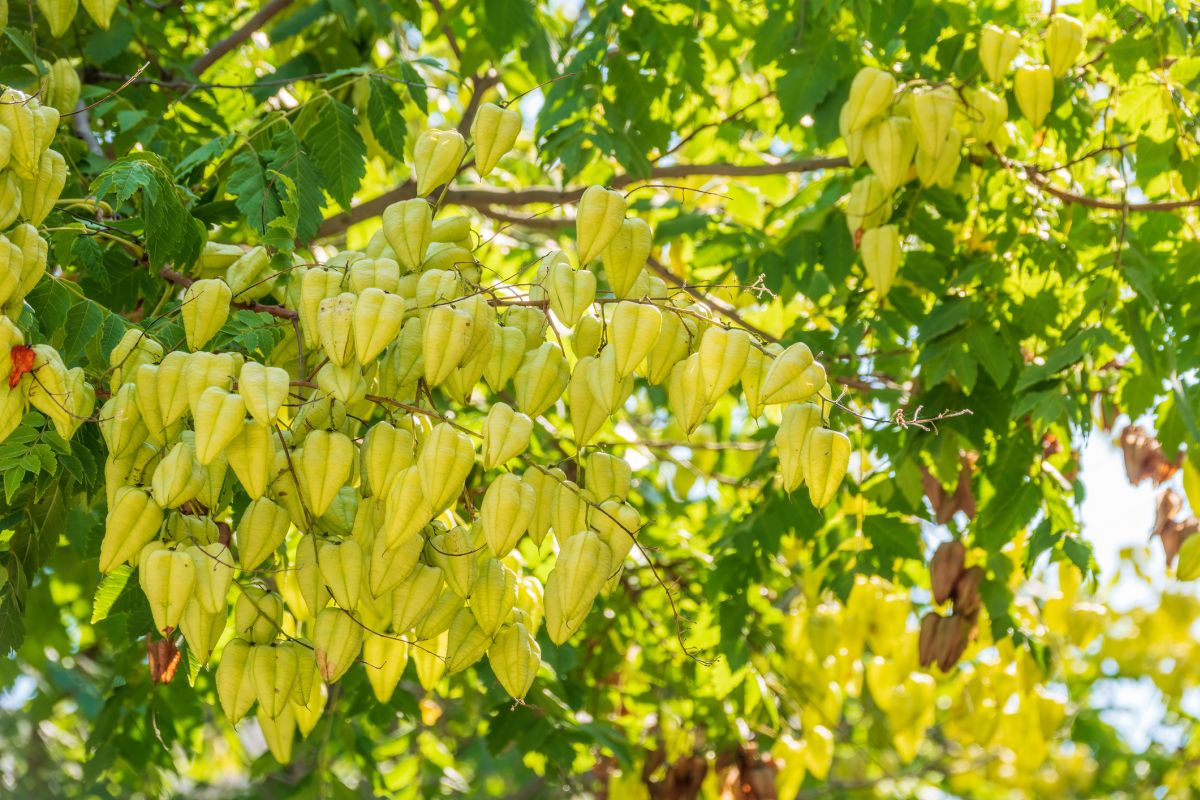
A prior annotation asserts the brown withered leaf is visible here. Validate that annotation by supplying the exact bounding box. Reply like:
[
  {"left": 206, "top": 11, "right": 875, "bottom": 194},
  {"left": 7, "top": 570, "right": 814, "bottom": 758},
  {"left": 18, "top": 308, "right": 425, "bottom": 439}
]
[
  {"left": 952, "top": 566, "right": 984, "bottom": 618},
  {"left": 1149, "top": 489, "right": 1200, "bottom": 565},
  {"left": 1119, "top": 426, "right": 1181, "bottom": 486},
  {"left": 147, "top": 638, "right": 181, "bottom": 685},
  {"left": 921, "top": 452, "right": 978, "bottom": 524}
]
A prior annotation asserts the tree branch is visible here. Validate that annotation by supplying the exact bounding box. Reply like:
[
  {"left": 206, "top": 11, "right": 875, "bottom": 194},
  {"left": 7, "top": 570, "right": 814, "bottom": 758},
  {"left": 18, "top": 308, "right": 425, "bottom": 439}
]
[
  {"left": 70, "top": 100, "right": 105, "bottom": 157},
  {"left": 158, "top": 267, "right": 298, "bottom": 319},
  {"left": 315, "top": 156, "right": 851, "bottom": 238},
  {"left": 190, "top": 0, "right": 295, "bottom": 76}
]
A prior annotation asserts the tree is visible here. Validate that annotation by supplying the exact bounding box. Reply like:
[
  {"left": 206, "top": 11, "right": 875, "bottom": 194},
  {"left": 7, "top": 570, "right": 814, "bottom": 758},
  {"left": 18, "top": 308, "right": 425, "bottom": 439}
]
[{"left": 0, "top": 0, "right": 1198, "bottom": 797}]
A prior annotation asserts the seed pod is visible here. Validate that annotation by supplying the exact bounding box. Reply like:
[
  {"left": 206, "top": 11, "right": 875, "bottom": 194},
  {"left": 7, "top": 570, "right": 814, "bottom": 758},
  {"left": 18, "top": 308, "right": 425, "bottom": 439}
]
[
  {"left": 236, "top": 497, "right": 291, "bottom": 571},
  {"left": 294, "top": 429, "right": 354, "bottom": 517},
  {"left": 608, "top": 301, "right": 662, "bottom": 378},
  {"left": 19, "top": 147, "right": 66, "bottom": 227},
  {"left": 414, "top": 584, "right": 461, "bottom": 641},
  {"left": 803, "top": 428, "right": 851, "bottom": 509},
  {"left": 133, "top": 365, "right": 176, "bottom": 447},
  {"left": 1177, "top": 534, "right": 1200, "bottom": 581},
  {"left": 196, "top": 241, "right": 244, "bottom": 276},
  {"left": 428, "top": 525, "right": 479, "bottom": 599},
  {"left": 142, "top": 548, "right": 196, "bottom": 634},
  {"left": 590, "top": 498, "right": 640, "bottom": 564},
  {"left": 297, "top": 267, "right": 342, "bottom": 349},
  {"left": 100, "top": 486, "right": 164, "bottom": 573},
  {"left": 471, "top": 102, "right": 521, "bottom": 177},
  {"left": 469, "top": 559, "right": 517, "bottom": 637},
  {"left": 979, "top": 25, "right": 1021, "bottom": 83},
  {"left": 860, "top": 224, "right": 903, "bottom": 296},
  {"left": 446, "top": 607, "right": 491, "bottom": 673},
  {"left": 294, "top": 534, "right": 332, "bottom": 617},
  {"left": 601, "top": 217, "right": 652, "bottom": 299},
  {"left": 917, "top": 611, "right": 941, "bottom": 668},
  {"left": 391, "top": 564, "right": 445, "bottom": 633},
  {"left": 417, "top": 423, "right": 475, "bottom": 513},
  {"left": 952, "top": 565, "right": 984, "bottom": 617},
  {"left": 862, "top": 116, "right": 916, "bottom": 192},
  {"left": 480, "top": 402, "right": 533, "bottom": 469},
  {"left": 257, "top": 704, "right": 297, "bottom": 764},
  {"left": 513, "top": 341, "right": 570, "bottom": 418},
  {"left": 192, "top": 387, "right": 246, "bottom": 466},
  {"left": 81, "top": 0, "right": 117, "bottom": 28},
  {"left": 362, "top": 631, "right": 409, "bottom": 702},
  {"left": 0, "top": 93, "right": 55, "bottom": 180},
  {"left": 412, "top": 128, "right": 466, "bottom": 196},
  {"left": 550, "top": 480, "right": 589, "bottom": 543},
  {"left": 185, "top": 351, "right": 239, "bottom": 418},
  {"left": 544, "top": 531, "right": 612, "bottom": 644},
  {"left": 314, "top": 291, "right": 356, "bottom": 367},
  {"left": 216, "top": 639, "right": 257, "bottom": 723},
  {"left": 576, "top": 186, "right": 626, "bottom": 265},
  {"left": 225, "top": 420, "right": 275, "bottom": 499},
  {"left": 40, "top": 59, "right": 80, "bottom": 115},
  {"left": 353, "top": 288, "right": 406, "bottom": 364},
  {"left": 569, "top": 314, "right": 603, "bottom": 361},
  {"left": 311, "top": 607, "right": 363, "bottom": 683},
  {"left": 908, "top": 86, "right": 959, "bottom": 161},
  {"left": 568, "top": 357, "right": 608, "bottom": 446},
  {"left": 775, "top": 403, "right": 821, "bottom": 492},
  {"left": 697, "top": 326, "right": 751, "bottom": 403},
  {"left": 845, "top": 175, "right": 891, "bottom": 236},
  {"left": 226, "top": 246, "right": 275, "bottom": 301},
  {"left": 478, "top": 324, "right": 523, "bottom": 391},
  {"left": 348, "top": 256, "right": 402, "bottom": 294},
  {"left": 8, "top": 224, "right": 49, "bottom": 311},
  {"left": 489, "top": 622, "right": 540, "bottom": 700},
  {"left": 1045, "top": 14, "right": 1084, "bottom": 78},
  {"left": 1014, "top": 65, "right": 1054, "bottom": 128},
  {"left": 422, "top": 305, "right": 473, "bottom": 387},
  {"left": 546, "top": 258, "right": 597, "bottom": 327},
  {"left": 667, "top": 353, "right": 709, "bottom": 435},
  {"left": 965, "top": 88, "right": 1007, "bottom": 146},
  {"left": 480, "top": 473, "right": 536, "bottom": 556},
  {"left": 252, "top": 642, "right": 299, "bottom": 719},
  {"left": 930, "top": 541, "right": 966, "bottom": 605},
  {"left": 933, "top": 614, "right": 972, "bottom": 672},
  {"left": 318, "top": 539, "right": 365, "bottom": 611},
  {"left": 369, "top": 528, "right": 423, "bottom": 597},
  {"left": 360, "top": 422, "right": 415, "bottom": 498},
  {"left": 180, "top": 600, "right": 226, "bottom": 666},
  {"left": 150, "top": 439, "right": 201, "bottom": 509},
  {"left": 155, "top": 351, "right": 192, "bottom": 427},
  {"left": 843, "top": 67, "right": 897, "bottom": 134},
  {"left": 181, "top": 279, "right": 232, "bottom": 351},
  {"left": 506, "top": 307, "right": 548, "bottom": 354},
  {"left": 313, "top": 361, "right": 366, "bottom": 406},
  {"left": 235, "top": 586, "right": 284, "bottom": 644},
  {"left": 760, "top": 343, "right": 826, "bottom": 406},
  {"left": 585, "top": 452, "right": 632, "bottom": 502},
  {"left": 382, "top": 465, "right": 434, "bottom": 547},
  {"left": 915, "top": 127, "right": 962, "bottom": 189},
  {"left": 99, "top": 382, "right": 148, "bottom": 460},
  {"left": 410, "top": 630, "right": 448, "bottom": 691},
  {"left": 645, "top": 308, "right": 691, "bottom": 386},
  {"left": 524, "top": 466, "right": 561, "bottom": 547}
]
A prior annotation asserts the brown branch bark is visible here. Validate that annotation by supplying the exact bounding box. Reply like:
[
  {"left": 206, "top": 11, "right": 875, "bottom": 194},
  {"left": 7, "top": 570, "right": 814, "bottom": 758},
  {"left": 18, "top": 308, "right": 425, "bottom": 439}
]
[
  {"left": 1022, "top": 164, "right": 1200, "bottom": 211},
  {"left": 159, "top": 267, "right": 298, "bottom": 319},
  {"left": 315, "top": 156, "right": 851, "bottom": 238},
  {"left": 190, "top": 0, "right": 295, "bottom": 76}
]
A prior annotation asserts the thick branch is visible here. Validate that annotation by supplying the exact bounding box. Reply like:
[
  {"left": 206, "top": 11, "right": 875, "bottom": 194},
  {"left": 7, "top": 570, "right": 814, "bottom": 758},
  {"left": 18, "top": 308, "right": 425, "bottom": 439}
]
[
  {"left": 190, "top": 0, "right": 295, "bottom": 76},
  {"left": 159, "top": 267, "right": 298, "bottom": 319},
  {"left": 316, "top": 156, "right": 850, "bottom": 237},
  {"left": 1022, "top": 164, "right": 1200, "bottom": 211}
]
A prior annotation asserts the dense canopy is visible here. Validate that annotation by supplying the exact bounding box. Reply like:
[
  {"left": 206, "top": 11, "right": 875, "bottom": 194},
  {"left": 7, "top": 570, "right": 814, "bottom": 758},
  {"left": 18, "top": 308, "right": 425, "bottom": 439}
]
[{"left": 1, "top": 0, "right": 1199, "bottom": 798}]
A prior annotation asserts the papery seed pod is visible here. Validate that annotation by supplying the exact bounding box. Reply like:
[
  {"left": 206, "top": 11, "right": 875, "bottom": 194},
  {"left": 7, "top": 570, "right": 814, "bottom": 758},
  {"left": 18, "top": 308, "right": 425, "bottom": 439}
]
[
  {"left": 482, "top": 325, "right": 526, "bottom": 391},
  {"left": 150, "top": 439, "right": 202, "bottom": 509},
  {"left": 952, "top": 565, "right": 984, "bottom": 617},
  {"left": 216, "top": 638, "right": 257, "bottom": 724},
  {"left": 362, "top": 631, "right": 409, "bottom": 702},
  {"left": 185, "top": 351, "right": 239, "bottom": 418},
  {"left": 915, "top": 127, "right": 962, "bottom": 189},
  {"left": 192, "top": 387, "right": 246, "bottom": 466},
  {"left": 257, "top": 704, "right": 297, "bottom": 764},
  {"left": 524, "top": 466, "right": 561, "bottom": 547},
  {"left": 590, "top": 498, "right": 640, "bottom": 565},
  {"left": 445, "top": 606, "right": 490, "bottom": 673},
  {"left": 845, "top": 175, "right": 891, "bottom": 236},
  {"left": 369, "top": 529, "right": 423, "bottom": 596},
  {"left": 236, "top": 497, "right": 291, "bottom": 571},
  {"left": 979, "top": 25, "right": 1021, "bottom": 83},
  {"left": 1045, "top": 14, "right": 1084, "bottom": 78},
  {"left": 360, "top": 422, "right": 415, "bottom": 498},
  {"left": 226, "top": 246, "right": 275, "bottom": 301},
  {"left": 488, "top": 622, "right": 540, "bottom": 700},
  {"left": 155, "top": 351, "right": 191, "bottom": 427},
  {"left": 544, "top": 531, "right": 611, "bottom": 644},
  {"left": 225, "top": 420, "right": 276, "bottom": 499},
  {"left": 100, "top": 486, "right": 164, "bottom": 573},
  {"left": 645, "top": 308, "right": 691, "bottom": 386},
  {"left": 601, "top": 217, "right": 652, "bottom": 299},
  {"left": 471, "top": 102, "right": 521, "bottom": 177},
  {"left": 843, "top": 67, "right": 897, "bottom": 134},
  {"left": 696, "top": 326, "right": 752, "bottom": 403},
  {"left": 411, "top": 630, "right": 448, "bottom": 690},
  {"left": 81, "top": 0, "right": 118, "bottom": 28},
  {"left": 412, "top": 129, "right": 466, "bottom": 196},
  {"left": 36, "top": 0, "right": 77, "bottom": 38},
  {"left": 918, "top": 612, "right": 941, "bottom": 668},
  {"left": 315, "top": 291, "right": 357, "bottom": 368},
  {"left": 760, "top": 343, "right": 826, "bottom": 406},
  {"left": 99, "top": 382, "right": 148, "bottom": 460},
  {"left": 133, "top": 365, "right": 176, "bottom": 447},
  {"left": 293, "top": 534, "right": 332, "bottom": 618},
  {"left": 180, "top": 600, "right": 226, "bottom": 666},
  {"left": 313, "top": 361, "right": 367, "bottom": 406},
  {"left": 0, "top": 93, "right": 56, "bottom": 180},
  {"left": 296, "top": 267, "right": 343, "bottom": 349},
  {"left": 431, "top": 215, "right": 472, "bottom": 243},
  {"left": 965, "top": 88, "right": 1007, "bottom": 146},
  {"left": 930, "top": 541, "right": 966, "bottom": 605},
  {"left": 391, "top": 564, "right": 444, "bottom": 633},
  {"left": 480, "top": 473, "right": 536, "bottom": 556},
  {"left": 382, "top": 466, "right": 434, "bottom": 547},
  {"left": 549, "top": 479, "right": 589, "bottom": 544},
  {"left": 571, "top": 313, "right": 603, "bottom": 360},
  {"left": 568, "top": 357, "right": 608, "bottom": 446},
  {"left": 862, "top": 117, "right": 916, "bottom": 192},
  {"left": 546, "top": 258, "right": 596, "bottom": 328},
  {"left": 667, "top": 353, "right": 709, "bottom": 435},
  {"left": 414, "top": 585, "right": 461, "bottom": 641},
  {"left": 235, "top": 586, "right": 283, "bottom": 644},
  {"left": 481, "top": 402, "right": 533, "bottom": 469},
  {"left": 197, "top": 241, "right": 245, "bottom": 276},
  {"left": 741, "top": 345, "right": 770, "bottom": 418},
  {"left": 142, "top": 548, "right": 196, "bottom": 634},
  {"left": 311, "top": 607, "right": 363, "bottom": 683},
  {"left": 428, "top": 525, "right": 479, "bottom": 599},
  {"left": 585, "top": 452, "right": 632, "bottom": 502},
  {"left": 933, "top": 614, "right": 972, "bottom": 672},
  {"left": 860, "top": 224, "right": 903, "bottom": 296},
  {"left": 252, "top": 642, "right": 300, "bottom": 719},
  {"left": 1014, "top": 65, "right": 1054, "bottom": 128},
  {"left": 318, "top": 539, "right": 365, "bottom": 611},
  {"left": 803, "top": 428, "right": 851, "bottom": 509},
  {"left": 575, "top": 186, "right": 626, "bottom": 265},
  {"left": 422, "top": 305, "right": 473, "bottom": 387},
  {"left": 469, "top": 559, "right": 517, "bottom": 637},
  {"left": 294, "top": 429, "right": 355, "bottom": 517},
  {"left": 608, "top": 301, "right": 661, "bottom": 378},
  {"left": 353, "top": 288, "right": 406, "bottom": 364},
  {"left": 776, "top": 402, "right": 821, "bottom": 492},
  {"left": 513, "top": 341, "right": 570, "bottom": 418},
  {"left": 417, "top": 423, "right": 475, "bottom": 513},
  {"left": 40, "top": 59, "right": 80, "bottom": 116},
  {"left": 1177, "top": 534, "right": 1200, "bottom": 581},
  {"left": 908, "top": 86, "right": 959, "bottom": 161},
  {"left": 181, "top": 279, "right": 233, "bottom": 352},
  {"left": 348, "top": 256, "right": 401, "bottom": 294}
]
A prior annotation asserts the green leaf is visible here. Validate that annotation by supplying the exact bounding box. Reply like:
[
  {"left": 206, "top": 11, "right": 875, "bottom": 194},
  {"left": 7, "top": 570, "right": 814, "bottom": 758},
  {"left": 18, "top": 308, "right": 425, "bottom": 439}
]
[
  {"left": 367, "top": 77, "right": 408, "bottom": 160},
  {"left": 301, "top": 98, "right": 366, "bottom": 209},
  {"left": 92, "top": 566, "right": 135, "bottom": 624}
]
